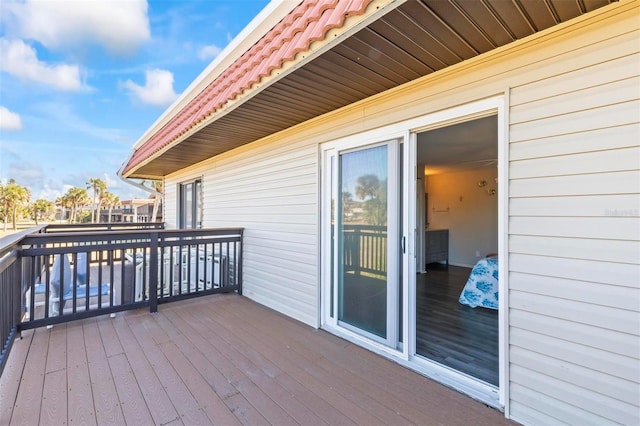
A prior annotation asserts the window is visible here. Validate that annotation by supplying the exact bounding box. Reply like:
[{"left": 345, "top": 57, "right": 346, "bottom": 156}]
[{"left": 178, "top": 178, "right": 202, "bottom": 229}]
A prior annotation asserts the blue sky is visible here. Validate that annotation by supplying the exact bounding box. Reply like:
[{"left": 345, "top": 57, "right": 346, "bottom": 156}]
[{"left": 0, "top": 0, "right": 269, "bottom": 201}]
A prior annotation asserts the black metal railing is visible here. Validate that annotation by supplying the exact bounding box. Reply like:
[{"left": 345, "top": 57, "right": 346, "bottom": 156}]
[{"left": 0, "top": 223, "right": 243, "bottom": 376}]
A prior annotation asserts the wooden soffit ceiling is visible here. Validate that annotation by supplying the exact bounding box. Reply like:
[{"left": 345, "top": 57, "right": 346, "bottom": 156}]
[{"left": 124, "top": 0, "right": 614, "bottom": 179}]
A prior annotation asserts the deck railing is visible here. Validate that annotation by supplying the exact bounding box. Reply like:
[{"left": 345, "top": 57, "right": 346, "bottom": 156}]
[
  {"left": 342, "top": 224, "right": 387, "bottom": 277},
  {"left": 0, "top": 223, "right": 243, "bottom": 376}
]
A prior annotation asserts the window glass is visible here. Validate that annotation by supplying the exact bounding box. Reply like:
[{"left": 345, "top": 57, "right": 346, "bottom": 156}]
[{"left": 179, "top": 179, "right": 202, "bottom": 229}]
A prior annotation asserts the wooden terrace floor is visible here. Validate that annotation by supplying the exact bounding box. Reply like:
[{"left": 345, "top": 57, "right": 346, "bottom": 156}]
[{"left": 0, "top": 294, "right": 512, "bottom": 425}]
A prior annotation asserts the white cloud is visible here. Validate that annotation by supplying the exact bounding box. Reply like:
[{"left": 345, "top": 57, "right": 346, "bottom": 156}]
[
  {"left": 198, "top": 44, "right": 222, "bottom": 61},
  {"left": 0, "top": 106, "right": 23, "bottom": 130},
  {"left": 122, "top": 69, "right": 179, "bottom": 107},
  {"left": 1, "top": 0, "right": 150, "bottom": 55},
  {"left": 0, "top": 38, "right": 85, "bottom": 91}
]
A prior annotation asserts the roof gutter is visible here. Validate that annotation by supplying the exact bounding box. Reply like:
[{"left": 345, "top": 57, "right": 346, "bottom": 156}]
[{"left": 118, "top": 175, "right": 163, "bottom": 198}]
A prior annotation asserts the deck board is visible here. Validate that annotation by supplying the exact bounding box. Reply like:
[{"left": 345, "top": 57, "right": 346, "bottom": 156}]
[
  {"left": 66, "top": 321, "right": 96, "bottom": 425},
  {"left": 4, "top": 294, "right": 514, "bottom": 425},
  {"left": 40, "top": 368, "right": 66, "bottom": 426},
  {"left": 11, "top": 328, "right": 47, "bottom": 425},
  {"left": 83, "top": 320, "right": 125, "bottom": 425},
  {"left": 0, "top": 330, "right": 33, "bottom": 426},
  {"left": 112, "top": 314, "right": 179, "bottom": 425}
]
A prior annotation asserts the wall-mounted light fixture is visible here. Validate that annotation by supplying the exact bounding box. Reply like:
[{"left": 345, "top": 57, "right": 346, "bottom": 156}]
[
  {"left": 486, "top": 189, "right": 496, "bottom": 196},
  {"left": 477, "top": 180, "right": 487, "bottom": 187}
]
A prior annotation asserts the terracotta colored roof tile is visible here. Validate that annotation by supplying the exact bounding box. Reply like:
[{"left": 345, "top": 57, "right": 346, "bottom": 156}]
[{"left": 123, "top": 0, "right": 372, "bottom": 175}]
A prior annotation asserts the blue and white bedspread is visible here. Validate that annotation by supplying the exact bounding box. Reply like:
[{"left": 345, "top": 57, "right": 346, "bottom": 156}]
[{"left": 458, "top": 256, "right": 498, "bottom": 309}]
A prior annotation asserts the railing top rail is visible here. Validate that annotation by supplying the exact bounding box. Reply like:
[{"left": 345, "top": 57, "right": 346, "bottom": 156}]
[
  {"left": 43, "top": 222, "right": 165, "bottom": 233},
  {"left": 20, "top": 227, "right": 244, "bottom": 246},
  {"left": 0, "top": 225, "right": 47, "bottom": 259}
]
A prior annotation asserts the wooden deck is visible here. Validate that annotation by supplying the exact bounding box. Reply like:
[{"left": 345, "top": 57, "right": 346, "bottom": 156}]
[{"left": 0, "top": 294, "right": 512, "bottom": 425}]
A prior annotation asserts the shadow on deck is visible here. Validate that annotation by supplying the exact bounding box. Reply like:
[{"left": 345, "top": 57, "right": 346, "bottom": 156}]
[{"left": 0, "top": 294, "right": 512, "bottom": 425}]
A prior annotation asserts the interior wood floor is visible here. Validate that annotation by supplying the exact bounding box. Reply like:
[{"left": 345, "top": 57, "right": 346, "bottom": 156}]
[{"left": 416, "top": 263, "right": 499, "bottom": 386}]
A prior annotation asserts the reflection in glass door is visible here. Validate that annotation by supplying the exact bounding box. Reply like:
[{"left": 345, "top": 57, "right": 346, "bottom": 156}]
[{"left": 332, "top": 140, "right": 400, "bottom": 347}]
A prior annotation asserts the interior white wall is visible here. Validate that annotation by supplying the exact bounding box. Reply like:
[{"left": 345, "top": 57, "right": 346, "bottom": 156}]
[{"left": 426, "top": 166, "right": 498, "bottom": 267}]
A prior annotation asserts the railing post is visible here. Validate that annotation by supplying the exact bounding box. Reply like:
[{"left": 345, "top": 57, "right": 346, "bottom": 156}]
[
  {"left": 149, "top": 232, "right": 158, "bottom": 313},
  {"left": 15, "top": 250, "right": 24, "bottom": 339}
]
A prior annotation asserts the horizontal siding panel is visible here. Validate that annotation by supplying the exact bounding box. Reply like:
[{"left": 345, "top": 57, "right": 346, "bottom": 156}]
[
  {"left": 246, "top": 228, "right": 318, "bottom": 245},
  {"left": 207, "top": 186, "right": 316, "bottom": 207},
  {"left": 510, "top": 328, "right": 639, "bottom": 386},
  {"left": 509, "top": 362, "right": 638, "bottom": 425},
  {"left": 210, "top": 212, "right": 315, "bottom": 225},
  {"left": 509, "top": 235, "right": 640, "bottom": 264},
  {"left": 510, "top": 76, "right": 640, "bottom": 125},
  {"left": 510, "top": 146, "right": 640, "bottom": 179},
  {"left": 510, "top": 291, "right": 639, "bottom": 335},
  {"left": 210, "top": 221, "right": 317, "bottom": 236},
  {"left": 509, "top": 383, "right": 623, "bottom": 426},
  {"left": 510, "top": 270, "right": 639, "bottom": 316},
  {"left": 509, "top": 216, "right": 639, "bottom": 240},
  {"left": 245, "top": 234, "right": 318, "bottom": 263},
  {"left": 508, "top": 398, "right": 570, "bottom": 426},
  {"left": 509, "top": 169, "right": 640, "bottom": 197},
  {"left": 509, "top": 194, "right": 640, "bottom": 218},
  {"left": 510, "top": 52, "right": 640, "bottom": 107},
  {"left": 213, "top": 136, "right": 318, "bottom": 170},
  {"left": 242, "top": 271, "right": 317, "bottom": 325},
  {"left": 209, "top": 173, "right": 316, "bottom": 197},
  {"left": 243, "top": 265, "right": 316, "bottom": 297},
  {"left": 510, "top": 309, "right": 639, "bottom": 360},
  {"left": 510, "top": 253, "right": 639, "bottom": 288},
  {"left": 218, "top": 143, "right": 317, "bottom": 169},
  {"left": 211, "top": 154, "right": 317, "bottom": 186},
  {"left": 211, "top": 203, "right": 316, "bottom": 216},
  {"left": 243, "top": 245, "right": 317, "bottom": 275},
  {"left": 510, "top": 100, "right": 639, "bottom": 143},
  {"left": 503, "top": 26, "right": 640, "bottom": 104},
  {"left": 247, "top": 252, "right": 316, "bottom": 280},
  {"left": 511, "top": 346, "right": 638, "bottom": 406},
  {"left": 510, "top": 124, "right": 640, "bottom": 161}
]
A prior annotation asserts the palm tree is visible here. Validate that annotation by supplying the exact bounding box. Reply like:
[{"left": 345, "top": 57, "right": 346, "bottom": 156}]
[
  {"left": 355, "top": 174, "right": 387, "bottom": 227},
  {"left": 102, "top": 191, "right": 120, "bottom": 223},
  {"left": 0, "top": 179, "right": 31, "bottom": 231},
  {"left": 86, "top": 178, "right": 107, "bottom": 223},
  {"left": 30, "top": 199, "right": 55, "bottom": 225},
  {"left": 55, "top": 194, "right": 72, "bottom": 223},
  {"left": 65, "top": 187, "right": 91, "bottom": 223}
]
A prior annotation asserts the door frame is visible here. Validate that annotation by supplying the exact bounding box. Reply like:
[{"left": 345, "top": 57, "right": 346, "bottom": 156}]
[
  {"left": 320, "top": 95, "right": 508, "bottom": 408},
  {"left": 321, "top": 136, "right": 404, "bottom": 351}
]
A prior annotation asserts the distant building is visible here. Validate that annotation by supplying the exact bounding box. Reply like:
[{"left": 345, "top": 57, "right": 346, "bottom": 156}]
[{"left": 100, "top": 199, "right": 162, "bottom": 223}]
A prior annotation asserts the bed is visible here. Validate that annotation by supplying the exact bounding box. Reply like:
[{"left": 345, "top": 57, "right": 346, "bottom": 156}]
[{"left": 458, "top": 255, "right": 498, "bottom": 309}]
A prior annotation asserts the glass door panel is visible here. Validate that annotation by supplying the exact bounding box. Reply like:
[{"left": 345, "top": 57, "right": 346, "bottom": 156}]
[
  {"left": 338, "top": 145, "right": 389, "bottom": 338},
  {"left": 333, "top": 140, "right": 400, "bottom": 347}
]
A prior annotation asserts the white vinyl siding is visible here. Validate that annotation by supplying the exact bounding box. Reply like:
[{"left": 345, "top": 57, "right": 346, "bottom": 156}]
[
  {"left": 506, "top": 5, "right": 640, "bottom": 424},
  {"left": 165, "top": 138, "right": 319, "bottom": 327},
  {"left": 161, "top": 2, "right": 638, "bottom": 423}
]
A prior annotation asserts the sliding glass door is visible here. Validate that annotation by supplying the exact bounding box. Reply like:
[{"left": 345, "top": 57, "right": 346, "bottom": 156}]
[{"left": 325, "top": 139, "right": 401, "bottom": 348}]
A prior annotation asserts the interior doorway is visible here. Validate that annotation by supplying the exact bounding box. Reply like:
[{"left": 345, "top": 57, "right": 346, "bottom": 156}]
[{"left": 415, "top": 115, "right": 499, "bottom": 385}]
